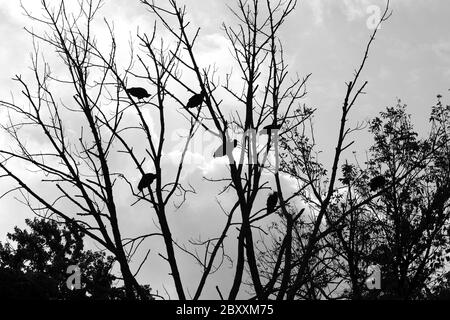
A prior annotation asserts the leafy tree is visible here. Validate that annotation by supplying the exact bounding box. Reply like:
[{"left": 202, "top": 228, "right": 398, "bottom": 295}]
[
  {"left": 326, "top": 100, "right": 450, "bottom": 300},
  {"left": 0, "top": 217, "right": 153, "bottom": 299},
  {"left": 259, "top": 96, "right": 450, "bottom": 300},
  {"left": 362, "top": 101, "right": 450, "bottom": 299}
]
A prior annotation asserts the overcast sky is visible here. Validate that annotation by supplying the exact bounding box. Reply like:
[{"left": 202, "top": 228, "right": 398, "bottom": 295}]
[{"left": 0, "top": 0, "right": 449, "bottom": 299}]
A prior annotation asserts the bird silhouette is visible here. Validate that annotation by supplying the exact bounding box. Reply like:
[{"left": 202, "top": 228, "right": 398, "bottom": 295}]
[
  {"left": 266, "top": 192, "right": 279, "bottom": 214},
  {"left": 213, "top": 139, "right": 238, "bottom": 158},
  {"left": 186, "top": 91, "right": 206, "bottom": 109},
  {"left": 260, "top": 123, "right": 282, "bottom": 135},
  {"left": 369, "top": 175, "right": 386, "bottom": 192},
  {"left": 126, "top": 87, "right": 151, "bottom": 100},
  {"left": 138, "top": 173, "right": 157, "bottom": 192}
]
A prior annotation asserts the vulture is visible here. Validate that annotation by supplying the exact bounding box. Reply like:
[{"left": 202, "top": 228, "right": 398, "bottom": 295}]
[
  {"left": 213, "top": 139, "right": 238, "bottom": 158},
  {"left": 186, "top": 91, "right": 206, "bottom": 109},
  {"left": 369, "top": 175, "right": 386, "bottom": 192},
  {"left": 126, "top": 87, "right": 151, "bottom": 100},
  {"left": 260, "top": 123, "right": 282, "bottom": 135},
  {"left": 266, "top": 192, "right": 279, "bottom": 214},
  {"left": 137, "top": 173, "right": 157, "bottom": 192}
]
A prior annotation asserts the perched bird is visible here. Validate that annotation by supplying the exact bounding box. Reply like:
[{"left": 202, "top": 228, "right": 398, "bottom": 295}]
[
  {"left": 260, "top": 123, "right": 282, "bottom": 135},
  {"left": 126, "top": 87, "right": 151, "bottom": 100},
  {"left": 266, "top": 192, "right": 279, "bottom": 214},
  {"left": 186, "top": 91, "right": 206, "bottom": 109},
  {"left": 369, "top": 175, "right": 386, "bottom": 192},
  {"left": 137, "top": 173, "right": 157, "bottom": 192},
  {"left": 213, "top": 139, "right": 238, "bottom": 158}
]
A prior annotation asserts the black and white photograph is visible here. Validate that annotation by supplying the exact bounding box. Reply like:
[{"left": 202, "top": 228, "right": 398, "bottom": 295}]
[{"left": 0, "top": 0, "right": 449, "bottom": 313}]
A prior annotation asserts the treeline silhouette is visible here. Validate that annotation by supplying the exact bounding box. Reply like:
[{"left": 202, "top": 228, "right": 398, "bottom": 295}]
[
  {"left": 0, "top": 218, "right": 153, "bottom": 299},
  {"left": 0, "top": 0, "right": 449, "bottom": 300}
]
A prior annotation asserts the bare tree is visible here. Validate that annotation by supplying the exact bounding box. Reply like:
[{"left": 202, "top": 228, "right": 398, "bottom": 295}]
[
  {"left": 0, "top": 0, "right": 156, "bottom": 299},
  {"left": 252, "top": 1, "right": 394, "bottom": 300},
  {"left": 137, "top": 0, "right": 314, "bottom": 300},
  {"left": 7, "top": 0, "right": 442, "bottom": 302}
]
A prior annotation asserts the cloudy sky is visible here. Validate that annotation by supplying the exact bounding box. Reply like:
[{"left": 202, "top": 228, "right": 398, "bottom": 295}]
[{"left": 0, "top": 0, "right": 449, "bottom": 299}]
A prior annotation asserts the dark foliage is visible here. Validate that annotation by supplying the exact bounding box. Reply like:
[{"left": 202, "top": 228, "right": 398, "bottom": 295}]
[{"left": 0, "top": 218, "right": 153, "bottom": 299}]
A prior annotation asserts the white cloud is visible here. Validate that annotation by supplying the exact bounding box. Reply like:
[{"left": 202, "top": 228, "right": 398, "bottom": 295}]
[
  {"left": 1, "top": 0, "right": 450, "bottom": 299},
  {"left": 308, "top": 0, "right": 325, "bottom": 25},
  {"left": 432, "top": 40, "right": 450, "bottom": 63},
  {"left": 341, "top": 0, "right": 372, "bottom": 21}
]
